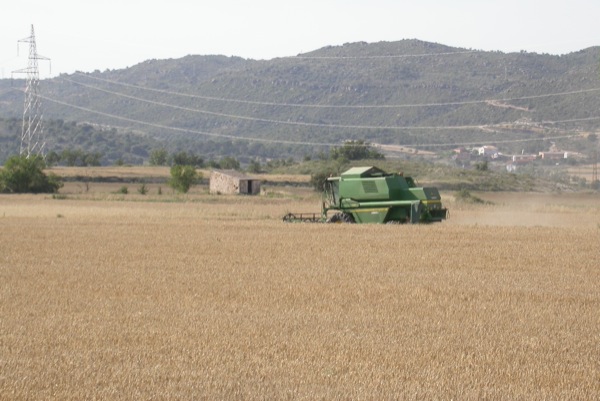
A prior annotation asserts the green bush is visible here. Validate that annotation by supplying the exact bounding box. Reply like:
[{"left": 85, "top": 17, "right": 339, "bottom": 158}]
[
  {"left": 330, "top": 140, "right": 384, "bottom": 161},
  {"left": 169, "top": 165, "right": 200, "bottom": 193},
  {"left": 149, "top": 149, "right": 168, "bottom": 166},
  {"left": 0, "top": 155, "right": 62, "bottom": 194},
  {"left": 309, "top": 170, "right": 335, "bottom": 192}
]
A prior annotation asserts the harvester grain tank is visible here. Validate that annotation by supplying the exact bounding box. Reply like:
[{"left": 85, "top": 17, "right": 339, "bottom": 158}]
[{"left": 283, "top": 166, "right": 448, "bottom": 224}]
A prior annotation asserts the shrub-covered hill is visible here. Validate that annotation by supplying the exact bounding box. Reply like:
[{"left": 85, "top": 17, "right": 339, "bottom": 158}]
[{"left": 1, "top": 39, "right": 599, "bottom": 161}]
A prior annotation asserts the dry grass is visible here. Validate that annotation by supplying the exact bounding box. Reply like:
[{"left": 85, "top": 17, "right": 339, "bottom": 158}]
[
  {"left": 1, "top": 184, "right": 599, "bottom": 400},
  {"left": 449, "top": 191, "right": 600, "bottom": 228},
  {"left": 47, "top": 166, "right": 310, "bottom": 185},
  {"left": 47, "top": 166, "right": 172, "bottom": 180}
]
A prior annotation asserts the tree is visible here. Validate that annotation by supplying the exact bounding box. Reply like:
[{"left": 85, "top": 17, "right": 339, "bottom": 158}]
[
  {"left": 219, "top": 156, "right": 240, "bottom": 170},
  {"left": 168, "top": 165, "right": 200, "bottom": 193},
  {"left": 0, "top": 155, "right": 62, "bottom": 194},
  {"left": 83, "top": 152, "right": 102, "bottom": 167},
  {"left": 475, "top": 160, "right": 489, "bottom": 171},
  {"left": 310, "top": 170, "right": 335, "bottom": 192},
  {"left": 57, "top": 148, "right": 102, "bottom": 167},
  {"left": 61, "top": 149, "right": 83, "bottom": 166},
  {"left": 46, "top": 151, "right": 61, "bottom": 167},
  {"left": 149, "top": 149, "right": 168, "bottom": 166},
  {"left": 247, "top": 159, "right": 261, "bottom": 173},
  {"left": 171, "top": 151, "right": 203, "bottom": 167},
  {"left": 330, "top": 140, "right": 384, "bottom": 161}
]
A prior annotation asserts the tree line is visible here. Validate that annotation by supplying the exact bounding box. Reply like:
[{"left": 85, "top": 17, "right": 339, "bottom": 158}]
[
  {"left": 0, "top": 140, "right": 385, "bottom": 194},
  {"left": 46, "top": 149, "right": 103, "bottom": 167}
]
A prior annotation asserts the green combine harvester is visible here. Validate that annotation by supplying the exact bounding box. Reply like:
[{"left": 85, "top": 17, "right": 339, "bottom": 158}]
[{"left": 283, "top": 166, "right": 448, "bottom": 224}]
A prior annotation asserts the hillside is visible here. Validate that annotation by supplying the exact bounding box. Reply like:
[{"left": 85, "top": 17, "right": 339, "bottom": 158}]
[{"left": 1, "top": 39, "right": 600, "bottom": 163}]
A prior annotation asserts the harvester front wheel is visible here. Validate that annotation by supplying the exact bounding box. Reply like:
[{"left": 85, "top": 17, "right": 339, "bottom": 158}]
[{"left": 327, "top": 212, "right": 355, "bottom": 224}]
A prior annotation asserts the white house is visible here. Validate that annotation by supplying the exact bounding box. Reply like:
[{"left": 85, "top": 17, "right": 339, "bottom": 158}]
[
  {"left": 209, "top": 170, "right": 261, "bottom": 195},
  {"left": 478, "top": 145, "right": 499, "bottom": 158},
  {"left": 538, "top": 151, "right": 567, "bottom": 160}
]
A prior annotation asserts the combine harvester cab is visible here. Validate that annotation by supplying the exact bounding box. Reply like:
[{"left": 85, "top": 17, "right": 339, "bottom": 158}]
[{"left": 323, "top": 166, "right": 447, "bottom": 224}]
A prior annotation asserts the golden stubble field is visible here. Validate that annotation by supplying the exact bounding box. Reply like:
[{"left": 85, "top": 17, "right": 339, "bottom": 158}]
[{"left": 1, "top": 181, "right": 599, "bottom": 400}]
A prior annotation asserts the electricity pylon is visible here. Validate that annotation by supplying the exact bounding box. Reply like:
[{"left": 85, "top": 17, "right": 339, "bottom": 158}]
[{"left": 13, "top": 25, "right": 50, "bottom": 158}]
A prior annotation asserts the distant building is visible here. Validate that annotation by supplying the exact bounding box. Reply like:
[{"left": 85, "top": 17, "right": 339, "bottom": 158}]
[
  {"left": 209, "top": 170, "right": 261, "bottom": 195},
  {"left": 507, "top": 154, "right": 538, "bottom": 172},
  {"left": 478, "top": 145, "right": 499, "bottom": 158},
  {"left": 452, "top": 147, "right": 471, "bottom": 162},
  {"left": 564, "top": 151, "right": 586, "bottom": 159},
  {"left": 512, "top": 154, "right": 538, "bottom": 164},
  {"left": 538, "top": 151, "right": 567, "bottom": 160}
]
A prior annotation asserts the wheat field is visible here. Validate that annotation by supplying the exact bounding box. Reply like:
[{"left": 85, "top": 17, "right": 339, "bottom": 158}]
[{"left": 1, "top": 185, "right": 599, "bottom": 400}]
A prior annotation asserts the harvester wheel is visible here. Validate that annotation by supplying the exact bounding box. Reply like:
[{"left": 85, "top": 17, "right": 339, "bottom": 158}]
[
  {"left": 327, "top": 214, "right": 340, "bottom": 223},
  {"left": 327, "top": 212, "right": 355, "bottom": 224},
  {"left": 341, "top": 213, "right": 355, "bottom": 223}
]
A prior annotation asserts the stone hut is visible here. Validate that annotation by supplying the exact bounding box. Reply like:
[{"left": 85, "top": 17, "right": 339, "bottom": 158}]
[{"left": 209, "top": 169, "right": 261, "bottom": 195}]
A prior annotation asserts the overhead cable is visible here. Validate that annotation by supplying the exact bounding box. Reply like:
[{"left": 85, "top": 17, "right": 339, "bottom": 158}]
[
  {"left": 62, "top": 77, "right": 600, "bottom": 131},
  {"left": 24, "top": 88, "right": 585, "bottom": 150},
  {"left": 61, "top": 77, "right": 490, "bottom": 131},
  {"left": 72, "top": 71, "right": 600, "bottom": 110},
  {"left": 291, "top": 50, "right": 478, "bottom": 59}
]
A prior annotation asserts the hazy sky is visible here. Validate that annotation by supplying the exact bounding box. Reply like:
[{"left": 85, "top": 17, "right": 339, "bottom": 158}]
[{"left": 1, "top": 0, "right": 599, "bottom": 78}]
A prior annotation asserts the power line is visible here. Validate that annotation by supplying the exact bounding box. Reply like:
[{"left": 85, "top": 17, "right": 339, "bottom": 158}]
[
  {"left": 420, "top": 133, "right": 582, "bottom": 148},
  {"left": 60, "top": 77, "right": 486, "bottom": 131},
  {"left": 72, "top": 71, "right": 600, "bottom": 110},
  {"left": 541, "top": 116, "right": 600, "bottom": 124},
  {"left": 61, "top": 76, "right": 600, "bottom": 132},
  {"left": 6, "top": 44, "right": 594, "bottom": 152},
  {"left": 31, "top": 90, "right": 337, "bottom": 147},
  {"left": 291, "top": 50, "right": 478, "bottom": 59},
  {"left": 25, "top": 88, "right": 583, "bottom": 150}
]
